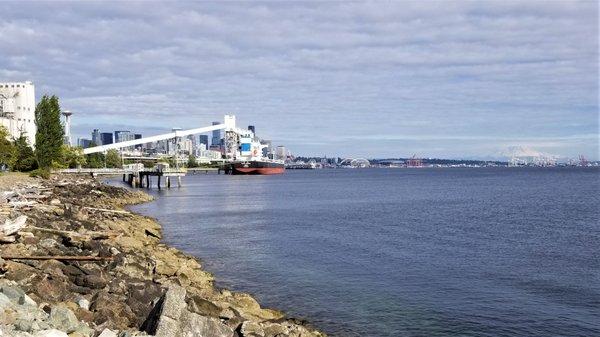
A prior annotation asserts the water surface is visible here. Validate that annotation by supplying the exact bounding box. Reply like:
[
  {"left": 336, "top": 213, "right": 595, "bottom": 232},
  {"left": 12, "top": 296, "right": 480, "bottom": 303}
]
[{"left": 128, "top": 168, "right": 600, "bottom": 337}]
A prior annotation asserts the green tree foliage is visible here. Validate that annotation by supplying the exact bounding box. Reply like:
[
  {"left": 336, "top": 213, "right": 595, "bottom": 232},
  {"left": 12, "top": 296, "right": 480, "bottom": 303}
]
[
  {"left": 85, "top": 153, "right": 105, "bottom": 168},
  {"left": 62, "top": 145, "right": 86, "bottom": 168},
  {"left": 105, "top": 149, "right": 122, "bottom": 168},
  {"left": 12, "top": 133, "right": 38, "bottom": 172},
  {"left": 35, "top": 95, "right": 65, "bottom": 169},
  {"left": 0, "top": 126, "right": 16, "bottom": 170},
  {"left": 187, "top": 154, "right": 197, "bottom": 168}
]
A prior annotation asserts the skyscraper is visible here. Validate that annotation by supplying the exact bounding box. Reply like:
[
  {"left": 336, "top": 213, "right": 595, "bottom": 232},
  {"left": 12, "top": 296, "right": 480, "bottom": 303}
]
[
  {"left": 211, "top": 121, "right": 221, "bottom": 148},
  {"left": 134, "top": 134, "right": 143, "bottom": 150},
  {"left": 199, "top": 135, "right": 208, "bottom": 147},
  {"left": 100, "top": 132, "right": 113, "bottom": 145},
  {"left": 92, "top": 129, "right": 101, "bottom": 146},
  {"left": 114, "top": 130, "right": 134, "bottom": 143}
]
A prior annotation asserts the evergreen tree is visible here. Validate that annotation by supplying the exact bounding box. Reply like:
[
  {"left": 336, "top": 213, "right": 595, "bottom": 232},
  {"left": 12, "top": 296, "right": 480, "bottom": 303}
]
[
  {"left": 35, "top": 95, "right": 64, "bottom": 169},
  {"left": 0, "top": 126, "right": 16, "bottom": 170},
  {"left": 13, "top": 133, "right": 37, "bottom": 172},
  {"left": 105, "top": 149, "right": 122, "bottom": 168}
]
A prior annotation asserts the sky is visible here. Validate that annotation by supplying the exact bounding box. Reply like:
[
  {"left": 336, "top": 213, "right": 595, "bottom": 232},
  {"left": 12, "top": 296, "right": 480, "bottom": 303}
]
[{"left": 0, "top": 1, "right": 598, "bottom": 159}]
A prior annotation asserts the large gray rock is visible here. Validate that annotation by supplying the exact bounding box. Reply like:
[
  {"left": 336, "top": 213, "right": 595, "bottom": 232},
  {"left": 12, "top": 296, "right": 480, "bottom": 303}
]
[
  {"left": 48, "top": 305, "right": 79, "bottom": 333},
  {"left": 143, "top": 285, "right": 232, "bottom": 337},
  {"left": 179, "top": 310, "right": 233, "bottom": 337},
  {"left": 144, "top": 286, "right": 187, "bottom": 337},
  {"left": 0, "top": 283, "right": 26, "bottom": 302},
  {"left": 160, "top": 285, "right": 186, "bottom": 320}
]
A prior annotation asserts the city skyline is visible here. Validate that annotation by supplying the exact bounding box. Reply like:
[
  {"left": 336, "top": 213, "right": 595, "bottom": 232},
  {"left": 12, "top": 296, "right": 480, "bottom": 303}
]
[{"left": 0, "top": 1, "right": 598, "bottom": 159}]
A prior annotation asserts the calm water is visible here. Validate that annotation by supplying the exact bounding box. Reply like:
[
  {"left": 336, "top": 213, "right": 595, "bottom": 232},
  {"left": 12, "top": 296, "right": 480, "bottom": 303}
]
[{"left": 127, "top": 168, "right": 600, "bottom": 337}]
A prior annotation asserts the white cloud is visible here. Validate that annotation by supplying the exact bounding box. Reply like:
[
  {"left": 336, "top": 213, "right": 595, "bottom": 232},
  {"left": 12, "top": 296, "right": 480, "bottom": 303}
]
[{"left": 0, "top": 0, "right": 597, "bottom": 159}]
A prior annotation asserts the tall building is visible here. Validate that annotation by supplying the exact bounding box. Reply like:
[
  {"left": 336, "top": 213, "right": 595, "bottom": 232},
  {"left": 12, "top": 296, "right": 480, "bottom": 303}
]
[
  {"left": 100, "top": 132, "right": 113, "bottom": 145},
  {"left": 0, "top": 81, "right": 36, "bottom": 146},
  {"left": 199, "top": 135, "right": 208, "bottom": 147},
  {"left": 211, "top": 121, "right": 221, "bottom": 148},
  {"left": 77, "top": 138, "right": 93, "bottom": 149},
  {"left": 134, "top": 134, "right": 143, "bottom": 150},
  {"left": 114, "top": 130, "right": 134, "bottom": 143},
  {"left": 92, "top": 129, "right": 101, "bottom": 146}
]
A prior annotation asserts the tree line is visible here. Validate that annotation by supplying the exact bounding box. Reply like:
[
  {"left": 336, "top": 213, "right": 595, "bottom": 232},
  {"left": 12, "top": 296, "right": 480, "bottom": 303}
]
[{"left": 0, "top": 95, "right": 122, "bottom": 177}]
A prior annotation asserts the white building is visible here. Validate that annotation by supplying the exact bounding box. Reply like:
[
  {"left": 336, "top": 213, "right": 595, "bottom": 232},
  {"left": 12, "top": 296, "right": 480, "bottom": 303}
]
[{"left": 0, "top": 81, "right": 36, "bottom": 146}]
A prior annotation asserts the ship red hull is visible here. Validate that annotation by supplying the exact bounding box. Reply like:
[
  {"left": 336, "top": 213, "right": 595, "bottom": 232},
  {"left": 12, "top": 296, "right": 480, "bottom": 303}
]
[
  {"left": 228, "top": 161, "right": 285, "bottom": 175},
  {"left": 232, "top": 167, "right": 285, "bottom": 175}
]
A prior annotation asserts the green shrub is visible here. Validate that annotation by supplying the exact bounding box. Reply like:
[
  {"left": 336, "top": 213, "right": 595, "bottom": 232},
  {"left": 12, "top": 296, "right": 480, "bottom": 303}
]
[{"left": 29, "top": 168, "right": 51, "bottom": 179}]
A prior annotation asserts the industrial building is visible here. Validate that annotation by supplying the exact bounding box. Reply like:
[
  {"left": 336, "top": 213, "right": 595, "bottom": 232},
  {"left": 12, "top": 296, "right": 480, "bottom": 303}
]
[{"left": 0, "top": 81, "right": 36, "bottom": 146}]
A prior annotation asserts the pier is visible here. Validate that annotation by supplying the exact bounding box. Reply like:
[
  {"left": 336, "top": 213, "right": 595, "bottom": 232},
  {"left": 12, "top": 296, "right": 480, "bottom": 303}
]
[{"left": 57, "top": 167, "right": 187, "bottom": 189}]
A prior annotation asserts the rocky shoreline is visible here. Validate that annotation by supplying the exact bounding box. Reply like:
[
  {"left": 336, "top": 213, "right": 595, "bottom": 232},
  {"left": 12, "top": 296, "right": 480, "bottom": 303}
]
[{"left": 0, "top": 174, "right": 326, "bottom": 337}]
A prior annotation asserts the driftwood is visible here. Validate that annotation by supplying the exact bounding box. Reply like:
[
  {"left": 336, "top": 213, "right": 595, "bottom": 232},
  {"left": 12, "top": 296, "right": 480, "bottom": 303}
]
[
  {"left": 27, "top": 226, "right": 116, "bottom": 240},
  {"left": 83, "top": 207, "right": 131, "bottom": 215},
  {"left": 1, "top": 255, "right": 113, "bottom": 261},
  {"left": 1, "top": 215, "right": 27, "bottom": 236}
]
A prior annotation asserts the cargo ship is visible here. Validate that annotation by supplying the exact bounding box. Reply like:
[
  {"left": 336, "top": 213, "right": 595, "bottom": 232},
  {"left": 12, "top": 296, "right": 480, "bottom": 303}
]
[
  {"left": 222, "top": 129, "right": 285, "bottom": 175},
  {"left": 228, "top": 160, "right": 285, "bottom": 175}
]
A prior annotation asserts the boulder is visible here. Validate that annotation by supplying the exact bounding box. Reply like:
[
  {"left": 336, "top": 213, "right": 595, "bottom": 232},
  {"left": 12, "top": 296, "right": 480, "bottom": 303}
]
[
  {"left": 74, "top": 274, "right": 107, "bottom": 289},
  {"left": 187, "top": 295, "right": 221, "bottom": 317},
  {"left": 160, "top": 285, "right": 186, "bottom": 320},
  {"left": 150, "top": 286, "right": 186, "bottom": 337},
  {"left": 239, "top": 321, "right": 265, "bottom": 337},
  {"left": 179, "top": 310, "right": 233, "bottom": 337},
  {"left": 90, "top": 291, "right": 136, "bottom": 329},
  {"left": 49, "top": 305, "right": 80, "bottom": 333},
  {"left": 0, "top": 282, "right": 27, "bottom": 302}
]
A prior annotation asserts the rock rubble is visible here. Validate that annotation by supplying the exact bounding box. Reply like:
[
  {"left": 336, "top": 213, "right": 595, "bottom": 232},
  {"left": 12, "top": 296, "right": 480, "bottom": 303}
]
[{"left": 0, "top": 174, "right": 326, "bottom": 337}]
